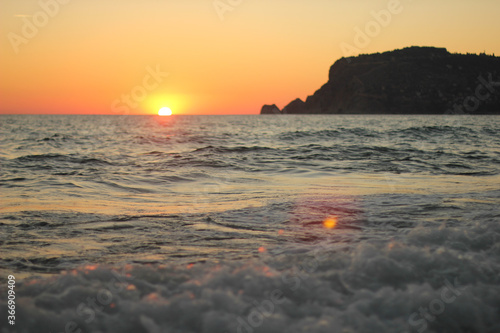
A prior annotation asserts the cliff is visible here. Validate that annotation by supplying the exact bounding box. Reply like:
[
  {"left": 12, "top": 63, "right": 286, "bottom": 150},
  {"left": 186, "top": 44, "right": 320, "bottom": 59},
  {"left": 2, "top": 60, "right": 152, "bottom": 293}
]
[
  {"left": 261, "top": 46, "right": 500, "bottom": 115},
  {"left": 260, "top": 104, "right": 281, "bottom": 114}
]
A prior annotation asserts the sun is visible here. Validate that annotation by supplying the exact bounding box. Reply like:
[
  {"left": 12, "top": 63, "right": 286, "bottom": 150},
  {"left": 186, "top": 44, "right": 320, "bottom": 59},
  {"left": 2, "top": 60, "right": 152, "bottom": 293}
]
[{"left": 158, "top": 107, "right": 172, "bottom": 116}]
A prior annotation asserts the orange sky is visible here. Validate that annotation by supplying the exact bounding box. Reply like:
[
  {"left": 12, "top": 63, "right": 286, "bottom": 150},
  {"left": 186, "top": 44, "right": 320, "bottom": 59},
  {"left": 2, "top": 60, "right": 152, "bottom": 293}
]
[{"left": 1, "top": 0, "right": 499, "bottom": 115}]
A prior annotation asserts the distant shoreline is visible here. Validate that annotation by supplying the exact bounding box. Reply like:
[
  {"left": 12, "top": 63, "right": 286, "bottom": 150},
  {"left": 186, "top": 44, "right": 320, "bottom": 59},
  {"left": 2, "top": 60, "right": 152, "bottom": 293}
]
[{"left": 261, "top": 46, "right": 500, "bottom": 115}]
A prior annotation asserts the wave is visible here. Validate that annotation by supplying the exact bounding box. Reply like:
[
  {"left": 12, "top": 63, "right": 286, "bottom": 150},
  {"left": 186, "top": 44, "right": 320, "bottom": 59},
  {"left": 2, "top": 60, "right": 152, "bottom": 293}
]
[
  {"left": 14, "top": 153, "right": 113, "bottom": 166},
  {"left": 193, "top": 145, "right": 275, "bottom": 154},
  {"left": 3, "top": 218, "right": 500, "bottom": 333}
]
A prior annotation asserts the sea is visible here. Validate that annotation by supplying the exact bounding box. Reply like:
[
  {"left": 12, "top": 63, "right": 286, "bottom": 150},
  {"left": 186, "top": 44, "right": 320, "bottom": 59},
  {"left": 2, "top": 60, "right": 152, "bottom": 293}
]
[{"left": 1, "top": 114, "right": 499, "bottom": 333}]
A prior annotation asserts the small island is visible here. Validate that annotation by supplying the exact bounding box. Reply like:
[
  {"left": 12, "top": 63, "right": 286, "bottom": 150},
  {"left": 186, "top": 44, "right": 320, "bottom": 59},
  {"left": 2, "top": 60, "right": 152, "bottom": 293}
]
[{"left": 261, "top": 46, "right": 500, "bottom": 115}]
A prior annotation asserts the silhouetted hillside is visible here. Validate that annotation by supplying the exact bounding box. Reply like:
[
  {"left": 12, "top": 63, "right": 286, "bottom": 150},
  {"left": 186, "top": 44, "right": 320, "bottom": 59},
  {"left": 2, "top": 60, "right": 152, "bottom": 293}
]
[{"left": 261, "top": 47, "right": 500, "bottom": 114}]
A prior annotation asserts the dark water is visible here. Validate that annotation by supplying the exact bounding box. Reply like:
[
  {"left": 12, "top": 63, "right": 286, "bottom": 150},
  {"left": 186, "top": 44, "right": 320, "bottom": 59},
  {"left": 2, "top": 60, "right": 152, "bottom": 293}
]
[{"left": 1, "top": 115, "right": 499, "bottom": 333}]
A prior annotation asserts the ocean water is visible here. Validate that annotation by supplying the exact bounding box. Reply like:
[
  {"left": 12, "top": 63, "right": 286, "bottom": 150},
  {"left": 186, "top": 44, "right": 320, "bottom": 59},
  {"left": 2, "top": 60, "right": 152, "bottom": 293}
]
[{"left": 1, "top": 114, "right": 500, "bottom": 333}]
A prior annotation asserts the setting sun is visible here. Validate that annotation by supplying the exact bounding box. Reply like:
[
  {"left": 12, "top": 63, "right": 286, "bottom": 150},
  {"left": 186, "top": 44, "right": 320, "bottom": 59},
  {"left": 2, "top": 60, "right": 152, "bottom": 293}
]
[{"left": 158, "top": 107, "right": 172, "bottom": 116}]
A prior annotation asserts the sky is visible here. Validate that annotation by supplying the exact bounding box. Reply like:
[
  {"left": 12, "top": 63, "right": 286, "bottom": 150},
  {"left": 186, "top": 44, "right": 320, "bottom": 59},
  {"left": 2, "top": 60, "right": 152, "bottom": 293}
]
[{"left": 1, "top": 0, "right": 499, "bottom": 115}]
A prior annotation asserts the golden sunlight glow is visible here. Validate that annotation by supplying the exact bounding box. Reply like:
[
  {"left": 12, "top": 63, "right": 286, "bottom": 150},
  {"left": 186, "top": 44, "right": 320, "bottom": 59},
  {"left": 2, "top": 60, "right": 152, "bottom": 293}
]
[
  {"left": 146, "top": 93, "right": 188, "bottom": 115},
  {"left": 323, "top": 216, "right": 338, "bottom": 229},
  {"left": 158, "top": 107, "right": 172, "bottom": 116},
  {"left": 1, "top": 1, "right": 500, "bottom": 115}
]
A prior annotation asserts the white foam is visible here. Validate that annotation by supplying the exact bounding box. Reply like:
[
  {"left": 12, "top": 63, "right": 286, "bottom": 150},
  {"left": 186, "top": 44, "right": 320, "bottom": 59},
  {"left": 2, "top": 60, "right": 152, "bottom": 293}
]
[{"left": 4, "top": 219, "right": 500, "bottom": 332}]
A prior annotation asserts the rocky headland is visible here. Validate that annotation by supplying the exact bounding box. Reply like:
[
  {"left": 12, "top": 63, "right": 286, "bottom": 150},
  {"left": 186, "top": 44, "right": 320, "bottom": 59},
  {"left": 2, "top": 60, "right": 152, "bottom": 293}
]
[{"left": 261, "top": 46, "right": 500, "bottom": 114}]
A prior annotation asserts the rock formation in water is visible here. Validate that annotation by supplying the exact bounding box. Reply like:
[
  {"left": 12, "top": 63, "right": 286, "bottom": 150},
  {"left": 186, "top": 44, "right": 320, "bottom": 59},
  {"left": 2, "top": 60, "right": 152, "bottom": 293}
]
[
  {"left": 261, "top": 46, "right": 500, "bottom": 114},
  {"left": 260, "top": 104, "right": 281, "bottom": 114}
]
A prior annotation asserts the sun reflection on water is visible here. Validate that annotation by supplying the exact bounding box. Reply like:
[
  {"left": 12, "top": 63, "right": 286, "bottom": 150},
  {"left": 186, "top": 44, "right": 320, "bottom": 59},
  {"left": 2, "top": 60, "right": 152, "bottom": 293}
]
[{"left": 323, "top": 216, "right": 338, "bottom": 229}]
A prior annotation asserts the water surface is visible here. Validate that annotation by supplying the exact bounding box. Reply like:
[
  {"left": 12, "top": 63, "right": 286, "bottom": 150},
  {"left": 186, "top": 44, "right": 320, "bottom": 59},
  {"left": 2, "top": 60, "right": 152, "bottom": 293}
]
[{"left": 1, "top": 115, "right": 499, "bottom": 332}]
